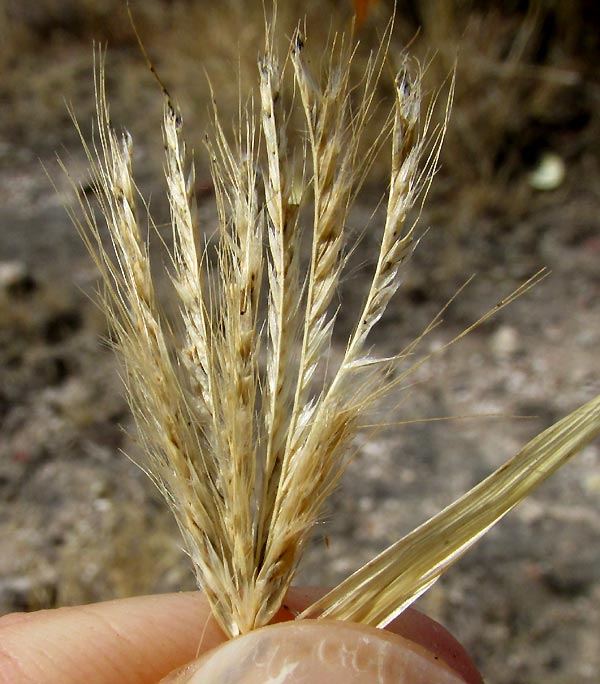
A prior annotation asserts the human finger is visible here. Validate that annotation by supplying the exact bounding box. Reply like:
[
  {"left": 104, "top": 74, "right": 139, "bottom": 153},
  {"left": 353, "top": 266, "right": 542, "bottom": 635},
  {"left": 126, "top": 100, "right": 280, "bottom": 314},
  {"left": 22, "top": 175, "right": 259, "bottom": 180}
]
[
  {"left": 0, "top": 592, "right": 223, "bottom": 684},
  {"left": 160, "top": 619, "right": 477, "bottom": 684}
]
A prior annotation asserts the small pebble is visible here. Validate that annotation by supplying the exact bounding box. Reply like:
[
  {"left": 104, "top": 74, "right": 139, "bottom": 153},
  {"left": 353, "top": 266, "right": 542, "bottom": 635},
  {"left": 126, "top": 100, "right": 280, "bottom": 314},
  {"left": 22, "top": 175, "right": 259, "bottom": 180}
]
[
  {"left": 490, "top": 325, "right": 519, "bottom": 360},
  {"left": 528, "top": 152, "right": 565, "bottom": 191}
]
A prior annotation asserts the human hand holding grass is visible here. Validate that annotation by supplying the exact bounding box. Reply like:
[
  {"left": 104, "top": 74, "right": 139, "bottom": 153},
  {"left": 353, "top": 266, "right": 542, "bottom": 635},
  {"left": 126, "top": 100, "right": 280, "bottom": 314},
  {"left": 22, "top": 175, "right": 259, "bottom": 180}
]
[
  {"left": 0, "top": 589, "right": 481, "bottom": 684},
  {"left": 52, "top": 8, "right": 600, "bottom": 682}
]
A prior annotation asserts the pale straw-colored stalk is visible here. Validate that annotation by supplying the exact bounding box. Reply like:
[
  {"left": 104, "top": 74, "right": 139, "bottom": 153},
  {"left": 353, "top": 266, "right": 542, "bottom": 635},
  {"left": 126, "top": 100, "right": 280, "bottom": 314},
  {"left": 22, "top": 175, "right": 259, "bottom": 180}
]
[
  {"left": 63, "top": 19, "right": 600, "bottom": 640},
  {"left": 301, "top": 392, "right": 600, "bottom": 626}
]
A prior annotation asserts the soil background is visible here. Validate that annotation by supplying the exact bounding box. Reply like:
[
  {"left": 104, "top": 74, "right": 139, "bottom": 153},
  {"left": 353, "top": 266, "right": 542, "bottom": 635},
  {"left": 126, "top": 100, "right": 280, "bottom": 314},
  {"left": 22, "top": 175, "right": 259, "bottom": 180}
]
[{"left": 1, "top": 2, "right": 599, "bottom": 683}]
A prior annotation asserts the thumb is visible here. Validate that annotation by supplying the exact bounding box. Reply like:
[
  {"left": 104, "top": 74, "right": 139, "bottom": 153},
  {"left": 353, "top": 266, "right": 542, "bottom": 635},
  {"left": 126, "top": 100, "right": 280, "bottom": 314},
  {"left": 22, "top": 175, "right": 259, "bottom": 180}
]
[{"left": 161, "top": 619, "right": 473, "bottom": 684}]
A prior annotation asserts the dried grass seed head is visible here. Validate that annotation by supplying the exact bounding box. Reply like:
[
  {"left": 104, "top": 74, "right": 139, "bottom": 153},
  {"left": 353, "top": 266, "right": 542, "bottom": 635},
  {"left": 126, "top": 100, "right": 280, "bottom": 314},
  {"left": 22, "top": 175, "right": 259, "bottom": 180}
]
[{"left": 64, "top": 18, "right": 600, "bottom": 642}]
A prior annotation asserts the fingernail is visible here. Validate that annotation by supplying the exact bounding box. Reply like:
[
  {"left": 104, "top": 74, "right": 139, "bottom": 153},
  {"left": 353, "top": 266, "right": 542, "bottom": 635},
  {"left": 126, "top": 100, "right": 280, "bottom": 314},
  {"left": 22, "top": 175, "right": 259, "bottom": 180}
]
[{"left": 162, "top": 620, "right": 468, "bottom": 683}]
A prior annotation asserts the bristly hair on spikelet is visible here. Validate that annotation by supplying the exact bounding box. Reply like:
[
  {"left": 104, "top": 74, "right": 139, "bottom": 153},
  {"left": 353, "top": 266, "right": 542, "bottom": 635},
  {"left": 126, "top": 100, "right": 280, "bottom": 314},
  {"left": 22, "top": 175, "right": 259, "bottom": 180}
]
[{"left": 61, "top": 14, "right": 600, "bottom": 640}]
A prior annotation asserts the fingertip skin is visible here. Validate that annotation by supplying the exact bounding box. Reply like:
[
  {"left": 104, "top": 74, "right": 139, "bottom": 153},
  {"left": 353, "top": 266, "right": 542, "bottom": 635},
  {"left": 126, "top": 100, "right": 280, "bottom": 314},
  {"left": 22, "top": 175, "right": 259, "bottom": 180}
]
[
  {"left": 0, "top": 590, "right": 482, "bottom": 684},
  {"left": 0, "top": 593, "right": 225, "bottom": 684},
  {"left": 163, "top": 620, "right": 471, "bottom": 684},
  {"left": 386, "top": 609, "right": 483, "bottom": 684},
  {"left": 282, "top": 589, "right": 482, "bottom": 684}
]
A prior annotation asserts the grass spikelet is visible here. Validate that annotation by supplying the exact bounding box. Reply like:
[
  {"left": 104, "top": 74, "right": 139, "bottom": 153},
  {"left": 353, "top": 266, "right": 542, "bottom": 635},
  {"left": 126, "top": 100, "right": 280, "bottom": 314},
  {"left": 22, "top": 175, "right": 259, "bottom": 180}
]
[
  {"left": 256, "top": 23, "right": 303, "bottom": 580},
  {"left": 165, "top": 102, "right": 214, "bottom": 423},
  {"left": 63, "top": 18, "right": 600, "bottom": 642}
]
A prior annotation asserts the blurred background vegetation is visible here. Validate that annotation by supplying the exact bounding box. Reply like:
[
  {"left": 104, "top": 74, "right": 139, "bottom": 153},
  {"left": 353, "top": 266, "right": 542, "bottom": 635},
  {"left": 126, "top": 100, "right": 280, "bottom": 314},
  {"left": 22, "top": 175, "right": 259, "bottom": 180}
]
[{"left": 2, "top": 0, "right": 599, "bottom": 282}]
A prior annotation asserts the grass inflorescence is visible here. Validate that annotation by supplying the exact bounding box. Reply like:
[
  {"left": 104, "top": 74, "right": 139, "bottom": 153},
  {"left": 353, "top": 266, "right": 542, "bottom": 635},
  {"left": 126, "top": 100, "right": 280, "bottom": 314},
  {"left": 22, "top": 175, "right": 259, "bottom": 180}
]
[{"left": 61, "top": 15, "right": 600, "bottom": 640}]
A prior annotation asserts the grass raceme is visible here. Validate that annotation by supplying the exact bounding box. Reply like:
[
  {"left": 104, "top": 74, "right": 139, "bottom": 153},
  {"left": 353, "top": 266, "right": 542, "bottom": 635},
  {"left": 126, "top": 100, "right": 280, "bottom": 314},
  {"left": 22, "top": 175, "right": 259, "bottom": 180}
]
[{"left": 62, "top": 18, "right": 600, "bottom": 640}]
